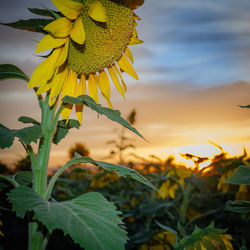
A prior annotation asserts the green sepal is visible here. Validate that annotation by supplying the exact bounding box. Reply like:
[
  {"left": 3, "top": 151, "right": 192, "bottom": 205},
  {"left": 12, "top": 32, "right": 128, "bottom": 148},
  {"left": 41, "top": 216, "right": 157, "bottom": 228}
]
[
  {"left": 1, "top": 19, "right": 53, "bottom": 33},
  {"left": 224, "top": 165, "right": 250, "bottom": 185},
  {"left": 0, "top": 64, "right": 29, "bottom": 82},
  {"left": 0, "top": 123, "right": 42, "bottom": 149},
  {"left": 62, "top": 95, "right": 146, "bottom": 140},
  {"left": 28, "top": 8, "right": 60, "bottom": 18},
  {"left": 53, "top": 119, "right": 80, "bottom": 145},
  {"left": 8, "top": 186, "right": 128, "bottom": 250}
]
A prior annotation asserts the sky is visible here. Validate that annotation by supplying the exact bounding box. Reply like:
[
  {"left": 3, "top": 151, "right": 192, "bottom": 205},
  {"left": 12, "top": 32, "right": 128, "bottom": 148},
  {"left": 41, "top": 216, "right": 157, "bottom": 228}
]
[{"left": 0, "top": 0, "right": 250, "bottom": 167}]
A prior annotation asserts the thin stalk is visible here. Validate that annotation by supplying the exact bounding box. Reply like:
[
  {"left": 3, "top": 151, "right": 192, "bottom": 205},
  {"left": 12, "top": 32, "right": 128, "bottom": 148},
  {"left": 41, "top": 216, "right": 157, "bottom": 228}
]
[
  {"left": 45, "top": 159, "right": 73, "bottom": 200},
  {"left": 41, "top": 232, "right": 52, "bottom": 250},
  {"left": 180, "top": 183, "right": 193, "bottom": 224},
  {"left": 0, "top": 174, "right": 19, "bottom": 187}
]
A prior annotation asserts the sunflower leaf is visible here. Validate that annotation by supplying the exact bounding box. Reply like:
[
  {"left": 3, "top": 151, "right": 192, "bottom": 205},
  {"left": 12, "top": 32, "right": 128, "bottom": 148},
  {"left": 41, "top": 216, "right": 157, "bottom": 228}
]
[
  {"left": 53, "top": 119, "right": 80, "bottom": 145},
  {"left": 225, "top": 200, "right": 250, "bottom": 213},
  {"left": 1, "top": 19, "right": 53, "bottom": 33},
  {"left": 62, "top": 95, "right": 145, "bottom": 140},
  {"left": 0, "top": 64, "right": 29, "bottom": 82},
  {"left": 18, "top": 116, "right": 40, "bottom": 125},
  {"left": 224, "top": 165, "right": 250, "bottom": 185},
  {"left": 14, "top": 171, "right": 33, "bottom": 186},
  {"left": 59, "top": 155, "right": 157, "bottom": 191},
  {"left": 239, "top": 105, "right": 250, "bottom": 108},
  {"left": 174, "top": 223, "right": 227, "bottom": 250},
  {"left": 0, "top": 123, "right": 42, "bottom": 149},
  {"left": 8, "top": 186, "right": 128, "bottom": 250}
]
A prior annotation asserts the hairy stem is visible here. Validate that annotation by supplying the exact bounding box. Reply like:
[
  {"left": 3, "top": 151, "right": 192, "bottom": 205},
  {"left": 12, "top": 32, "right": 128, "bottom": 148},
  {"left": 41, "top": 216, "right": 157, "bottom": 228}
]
[{"left": 29, "top": 94, "right": 59, "bottom": 250}]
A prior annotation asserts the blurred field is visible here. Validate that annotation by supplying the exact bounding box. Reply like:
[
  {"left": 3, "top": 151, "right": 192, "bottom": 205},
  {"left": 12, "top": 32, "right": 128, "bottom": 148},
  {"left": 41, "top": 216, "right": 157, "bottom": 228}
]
[{"left": 1, "top": 143, "right": 250, "bottom": 249}]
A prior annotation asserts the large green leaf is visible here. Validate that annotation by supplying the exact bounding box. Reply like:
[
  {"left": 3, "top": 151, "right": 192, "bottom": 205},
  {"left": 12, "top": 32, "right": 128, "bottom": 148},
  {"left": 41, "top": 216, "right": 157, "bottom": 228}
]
[
  {"left": 53, "top": 119, "right": 80, "bottom": 144},
  {"left": 68, "top": 156, "right": 156, "bottom": 190},
  {"left": 0, "top": 123, "right": 42, "bottom": 149},
  {"left": 224, "top": 165, "right": 250, "bottom": 185},
  {"left": 225, "top": 200, "right": 250, "bottom": 213},
  {"left": 1, "top": 19, "right": 53, "bottom": 33},
  {"left": 0, "top": 64, "right": 29, "bottom": 82},
  {"left": 62, "top": 95, "right": 145, "bottom": 140},
  {"left": 8, "top": 186, "right": 127, "bottom": 250}
]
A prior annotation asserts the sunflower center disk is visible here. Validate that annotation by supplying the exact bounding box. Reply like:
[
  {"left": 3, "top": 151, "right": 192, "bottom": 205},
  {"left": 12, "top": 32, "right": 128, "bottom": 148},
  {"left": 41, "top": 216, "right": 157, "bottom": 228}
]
[{"left": 67, "top": 0, "right": 134, "bottom": 76}]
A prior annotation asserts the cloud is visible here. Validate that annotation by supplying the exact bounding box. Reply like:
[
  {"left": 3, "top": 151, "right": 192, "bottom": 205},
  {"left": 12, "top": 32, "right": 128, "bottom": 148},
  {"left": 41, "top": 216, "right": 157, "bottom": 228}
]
[{"left": 135, "top": 0, "right": 250, "bottom": 85}]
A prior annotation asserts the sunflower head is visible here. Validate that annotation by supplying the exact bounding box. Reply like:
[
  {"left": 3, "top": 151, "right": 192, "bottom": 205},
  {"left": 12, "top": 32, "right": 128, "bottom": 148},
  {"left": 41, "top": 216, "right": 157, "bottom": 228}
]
[{"left": 28, "top": 0, "right": 144, "bottom": 123}]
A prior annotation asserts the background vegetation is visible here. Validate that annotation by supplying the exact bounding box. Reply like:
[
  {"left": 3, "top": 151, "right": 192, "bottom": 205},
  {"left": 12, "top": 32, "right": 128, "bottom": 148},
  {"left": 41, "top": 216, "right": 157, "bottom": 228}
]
[{"left": 1, "top": 115, "right": 249, "bottom": 249}]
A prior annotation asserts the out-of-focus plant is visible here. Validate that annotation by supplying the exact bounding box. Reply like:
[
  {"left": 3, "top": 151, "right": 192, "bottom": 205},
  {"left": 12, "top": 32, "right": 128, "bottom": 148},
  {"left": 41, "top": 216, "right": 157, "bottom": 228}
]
[
  {"left": 107, "top": 108, "right": 137, "bottom": 164},
  {"left": 68, "top": 142, "right": 90, "bottom": 159}
]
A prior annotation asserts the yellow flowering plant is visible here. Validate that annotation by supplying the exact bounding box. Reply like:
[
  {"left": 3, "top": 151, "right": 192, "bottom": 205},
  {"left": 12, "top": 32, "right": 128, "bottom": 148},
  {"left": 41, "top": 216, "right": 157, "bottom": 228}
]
[{"left": 0, "top": 0, "right": 157, "bottom": 249}]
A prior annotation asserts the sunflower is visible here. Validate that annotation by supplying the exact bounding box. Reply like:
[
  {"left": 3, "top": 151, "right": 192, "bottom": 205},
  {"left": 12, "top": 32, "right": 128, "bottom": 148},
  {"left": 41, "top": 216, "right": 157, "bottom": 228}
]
[{"left": 28, "top": 0, "right": 144, "bottom": 123}]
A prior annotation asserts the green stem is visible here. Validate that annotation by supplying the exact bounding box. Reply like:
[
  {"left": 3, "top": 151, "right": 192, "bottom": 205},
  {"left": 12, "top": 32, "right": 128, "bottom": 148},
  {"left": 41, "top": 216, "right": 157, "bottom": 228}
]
[
  {"left": 28, "top": 222, "right": 44, "bottom": 250},
  {"left": 34, "top": 95, "right": 57, "bottom": 198},
  {"left": 29, "top": 94, "right": 59, "bottom": 250}
]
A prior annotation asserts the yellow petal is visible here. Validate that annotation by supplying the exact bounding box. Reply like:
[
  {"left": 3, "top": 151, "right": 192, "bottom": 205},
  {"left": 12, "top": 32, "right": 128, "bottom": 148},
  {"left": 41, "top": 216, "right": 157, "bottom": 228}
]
[
  {"left": 28, "top": 61, "right": 49, "bottom": 88},
  {"left": 61, "top": 69, "right": 77, "bottom": 120},
  {"left": 128, "top": 36, "right": 144, "bottom": 46},
  {"left": 70, "top": 17, "right": 85, "bottom": 45},
  {"left": 28, "top": 49, "right": 60, "bottom": 88},
  {"left": 88, "top": 1, "right": 108, "bottom": 22},
  {"left": 51, "top": 0, "right": 84, "bottom": 20},
  {"left": 76, "top": 74, "right": 86, "bottom": 97},
  {"left": 55, "top": 38, "right": 69, "bottom": 68},
  {"left": 49, "top": 66, "right": 68, "bottom": 106},
  {"left": 44, "top": 17, "right": 72, "bottom": 37},
  {"left": 36, "top": 34, "right": 67, "bottom": 53},
  {"left": 124, "top": 47, "right": 133, "bottom": 63},
  {"left": 103, "top": 95, "right": 113, "bottom": 109},
  {"left": 36, "top": 81, "right": 51, "bottom": 95},
  {"left": 114, "top": 64, "right": 127, "bottom": 93},
  {"left": 117, "top": 55, "right": 138, "bottom": 80},
  {"left": 88, "top": 73, "right": 99, "bottom": 103},
  {"left": 98, "top": 70, "right": 110, "bottom": 99},
  {"left": 108, "top": 66, "right": 125, "bottom": 99},
  {"left": 98, "top": 70, "right": 112, "bottom": 108},
  {"left": 75, "top": 74, "right": 86, "bottom": 123},
  {"left": 61, "top": 69, "right": 77, "bottom": 98}
]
